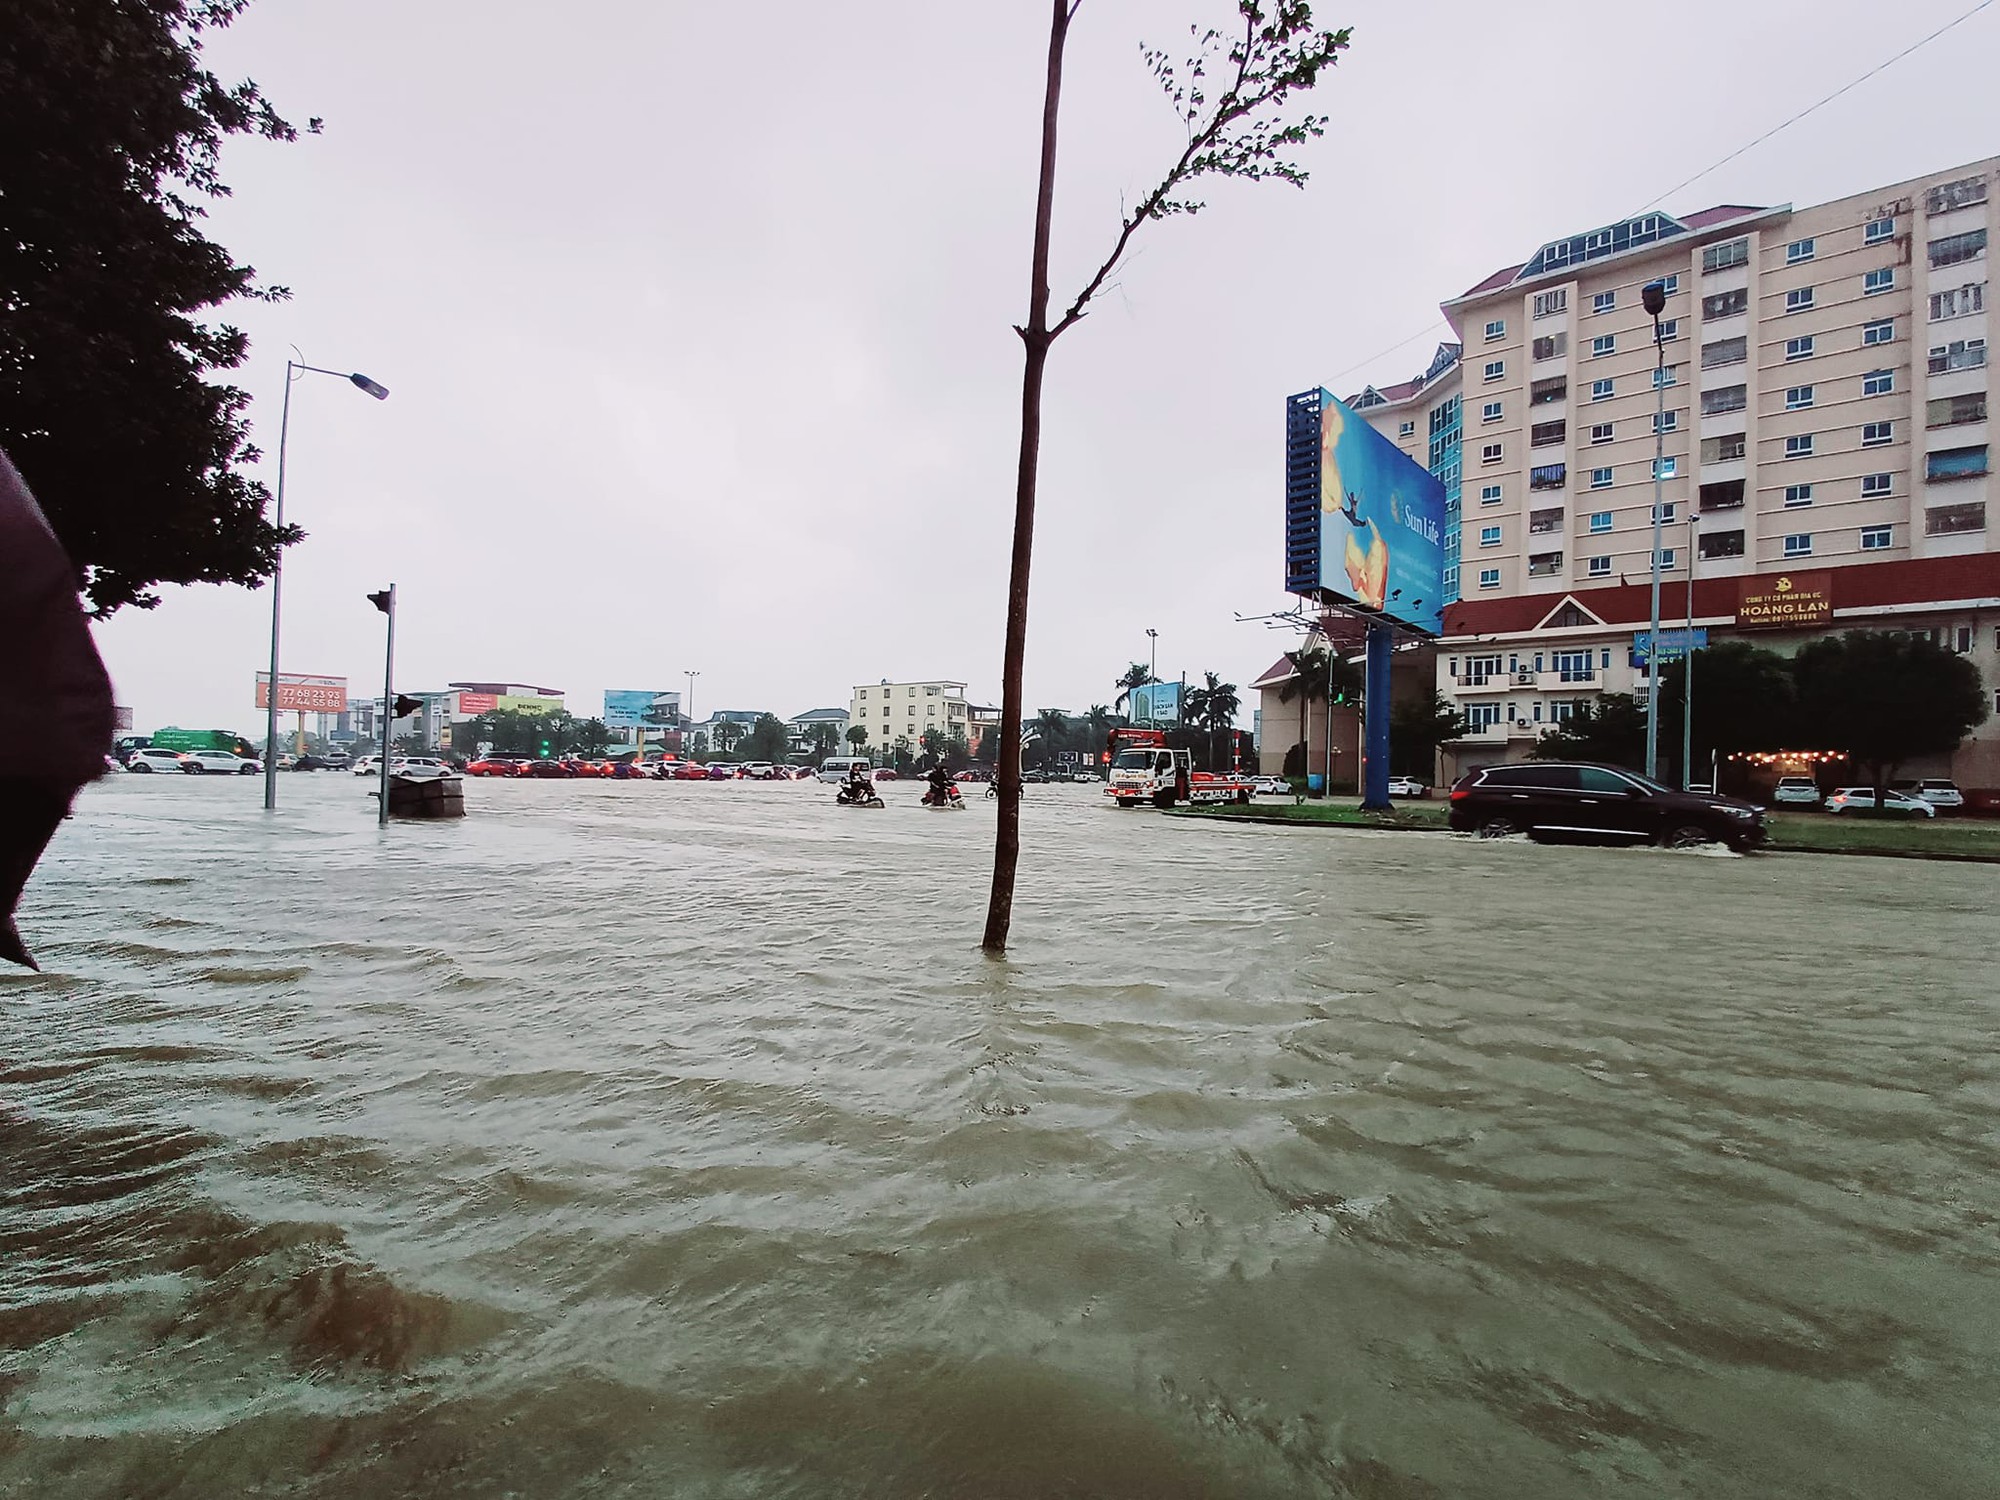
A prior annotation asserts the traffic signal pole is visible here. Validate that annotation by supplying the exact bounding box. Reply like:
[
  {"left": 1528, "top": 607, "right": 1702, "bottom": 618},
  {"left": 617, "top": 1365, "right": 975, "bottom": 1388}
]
[{"left": 371, "top": 585, "right": 396, "bottom": 827}]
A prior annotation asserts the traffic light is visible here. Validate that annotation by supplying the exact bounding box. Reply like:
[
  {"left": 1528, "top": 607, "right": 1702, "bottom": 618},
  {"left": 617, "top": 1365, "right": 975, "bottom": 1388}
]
[
  {"left": 538, "top": 738, "right": 552, "bottom": 757},
  {"left": 367, "top": 590, "right": 392, "bottom": 614},
  {"left": 392, "top": 694, "right": 422, "bottom": 719}
]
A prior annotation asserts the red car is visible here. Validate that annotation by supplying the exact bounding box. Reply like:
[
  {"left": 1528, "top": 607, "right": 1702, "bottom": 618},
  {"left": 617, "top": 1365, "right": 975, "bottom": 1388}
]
[
  {"left": 467, "top": 755, "right": 527, "bottom": 777},
  {"left": 670, "top": 761, "right": 710, "bottom": 781}
]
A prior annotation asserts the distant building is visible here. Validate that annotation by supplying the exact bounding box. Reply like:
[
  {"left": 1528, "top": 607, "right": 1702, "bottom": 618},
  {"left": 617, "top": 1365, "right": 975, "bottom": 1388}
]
[
  {"left": 787, "top": 707, "right": 850, "bottom": 755},
  {"left": 849, "top": 679, "right": 970, "bottom": 751}
]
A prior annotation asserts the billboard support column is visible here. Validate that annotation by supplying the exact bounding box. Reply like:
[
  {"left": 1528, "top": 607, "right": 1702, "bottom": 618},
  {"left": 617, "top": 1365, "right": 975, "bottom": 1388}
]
[{"left": 1359, "top": 621, "right": 1393, "bottom": 811}]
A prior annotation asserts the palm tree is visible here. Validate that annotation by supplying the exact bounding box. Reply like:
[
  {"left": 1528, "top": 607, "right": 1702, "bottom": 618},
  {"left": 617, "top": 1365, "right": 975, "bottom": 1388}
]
[
  {"left": 1082, "top": 703, "right": 1113, "bottom": 764},
  {"left": 1112, "top": 661, "right": 1154, "bottom": 713},
  {"left": 1275, "top": 646, "right": 1359, "bottom": 784},
  {"left": 1190, "top": 671, "right": 1240, "bottom": 770},
  {"left": 1033, "top": 707, "right": 1068, "bottom": 767}
]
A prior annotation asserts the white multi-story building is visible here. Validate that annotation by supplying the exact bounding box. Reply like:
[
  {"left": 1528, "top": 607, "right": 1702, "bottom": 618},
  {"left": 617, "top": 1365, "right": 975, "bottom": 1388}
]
[
  {"left": 1343, "top": 156, "right": 1997, "bottom": 791},
  {"left": 849, "top": 679, "right": 970, "bottom": 752}
]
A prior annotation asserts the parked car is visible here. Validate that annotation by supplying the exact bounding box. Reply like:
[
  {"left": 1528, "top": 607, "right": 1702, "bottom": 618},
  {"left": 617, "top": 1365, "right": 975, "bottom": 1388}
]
[
  {"left": 1447, "top": 761, "right": 1766, "bottom": 851},
  {"left": 521, "top": 759, "right": 573, "bottom": 778},
  {"left": 388, "top": 756, "right": 453, "bottom": 777},
  {"left": 183, "top": 749, "right": 261, "bottom": 775},
  {"left": 466, "top": 756, "right": 521, "bottom": 777},
  {"left": 1891, "top": 778, "right": 1964, "bottom": 812},
  {"left": 1249, "top": 775, "right": 1289, "bottom": 796},
  {"left": 1384, "top": 776, "right": 1428, "bottom": 798},
  {"left": 1825, "top": 787, "right": 1937, "bottom": 818},
  {"left": 126, "top": 747, "right": 190, "bottom": 774},
  {"left": 352, "top": 756, "right": 380, "bottom": 777},
  {"left": 873, "top": 767, "right": 900, "bottom": 781},
  {"left": 671, "top": 761, "right": 711, "bottom": 781},
  {"left": 705, "top": 762, "right": 737, "bottom": 780},
  {"left": 1771, "top": 776, "right": 1823, "bottom": 808}
]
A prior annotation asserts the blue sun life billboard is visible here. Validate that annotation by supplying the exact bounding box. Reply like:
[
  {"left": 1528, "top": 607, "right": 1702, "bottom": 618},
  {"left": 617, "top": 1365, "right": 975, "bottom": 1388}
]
[{"left": 1284, "top": 388, "right": 1448, "bottom": 636}]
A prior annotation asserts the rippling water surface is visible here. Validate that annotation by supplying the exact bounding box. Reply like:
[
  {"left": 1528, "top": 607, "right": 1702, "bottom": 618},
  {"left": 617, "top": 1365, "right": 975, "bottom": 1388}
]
[{"left": 4, "top": 773, "right": 1998, "bottom": 1497}]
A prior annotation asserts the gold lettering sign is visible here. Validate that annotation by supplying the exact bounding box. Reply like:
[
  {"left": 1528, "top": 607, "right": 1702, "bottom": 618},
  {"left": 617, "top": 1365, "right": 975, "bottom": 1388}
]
[{"left": 1737, "top": 571, "right": 1832, "bottom": 628}]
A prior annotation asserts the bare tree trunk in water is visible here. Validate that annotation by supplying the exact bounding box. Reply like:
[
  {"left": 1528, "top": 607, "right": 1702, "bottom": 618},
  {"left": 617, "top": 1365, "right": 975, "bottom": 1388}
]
[{"left": 982, "top": 0, "right": 1070, "bottom": 955}]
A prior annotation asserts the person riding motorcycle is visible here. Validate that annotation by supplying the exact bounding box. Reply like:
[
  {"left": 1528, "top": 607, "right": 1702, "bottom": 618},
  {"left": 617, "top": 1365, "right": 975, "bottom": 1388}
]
[
  {"left": 841, "top": 765, "right": 875, "bottom": 804},
  {"left": 924, "top": 764, "right": 959, "bottom": 806}
]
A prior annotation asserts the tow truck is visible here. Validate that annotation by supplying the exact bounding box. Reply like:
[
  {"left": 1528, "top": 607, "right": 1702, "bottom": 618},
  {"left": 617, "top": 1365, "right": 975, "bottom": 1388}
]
[{"left": 1103, "top": 728, "right": 1254, "bottom": 809}]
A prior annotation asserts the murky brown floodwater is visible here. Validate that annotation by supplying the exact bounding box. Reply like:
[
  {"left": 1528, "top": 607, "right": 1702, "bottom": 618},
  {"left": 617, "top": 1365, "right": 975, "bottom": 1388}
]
[{"left": 3, "top": 773, "right": 1998, "bottom": 1497}]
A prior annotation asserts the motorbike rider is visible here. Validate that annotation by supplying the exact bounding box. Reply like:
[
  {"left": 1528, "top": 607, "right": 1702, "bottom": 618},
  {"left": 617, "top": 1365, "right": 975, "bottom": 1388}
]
[
  {"left": 843, "top": 764, "right": 874, "bottom": 802},
  {"left": 925, "top": 763, "right": 956, "bottom": 804}
]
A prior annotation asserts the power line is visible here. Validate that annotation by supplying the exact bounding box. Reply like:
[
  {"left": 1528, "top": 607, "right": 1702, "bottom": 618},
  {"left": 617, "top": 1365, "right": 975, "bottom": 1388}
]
[
  {"left": 1331, "top": 0, "right": 1993, "bottom": 395},
  {"left": 1633, "top": 0, "right": 1994, "bottom": 213}
]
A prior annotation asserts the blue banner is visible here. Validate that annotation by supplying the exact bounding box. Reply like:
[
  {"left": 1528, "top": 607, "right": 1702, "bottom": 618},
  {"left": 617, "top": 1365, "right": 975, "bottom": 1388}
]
[
  {"left": 1310, "top": 391, "right": 1447, "bottom": 636},
  {"left": 1630, "top": 628, "right": 1708, "bottom": 666}
]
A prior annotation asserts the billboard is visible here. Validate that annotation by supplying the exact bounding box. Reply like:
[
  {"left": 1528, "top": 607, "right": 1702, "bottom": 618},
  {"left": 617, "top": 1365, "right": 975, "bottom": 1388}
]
[
  {"left": 1631, "top": 628, "right": 1709, "bottom": 666},
  {"left": 256, "top": 672, "right": 348, "bottom": 712},
  {"left": 494, "top": 693, "right": 564, "bottom": 715},
  {"left": 1738, "top": 572, "right": 1831, "bottom": 629},
  {"left": 1284, "top": 388, "right": 1447, "bottom": 636},
  {"left": 603, "top": 690, "right": 682, "bottom": 729},
  {"left": 1128, "top": 682, "right": 1182, "bottom": 724},
  {"left": 456, "top": 691, "right": 499, "bottom": 715}
]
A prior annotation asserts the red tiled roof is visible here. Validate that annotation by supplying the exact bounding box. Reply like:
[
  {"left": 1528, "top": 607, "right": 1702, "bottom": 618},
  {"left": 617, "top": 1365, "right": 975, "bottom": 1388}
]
[
  {"left": 1443, "top": 554, "right": 2000, "bottom": 639},
  {"left": 1348, "top": 376, "right": 1425, "bottom": 406},
  {"left": 1457, "top": 263, "right": 1526, "bottom": 300}
]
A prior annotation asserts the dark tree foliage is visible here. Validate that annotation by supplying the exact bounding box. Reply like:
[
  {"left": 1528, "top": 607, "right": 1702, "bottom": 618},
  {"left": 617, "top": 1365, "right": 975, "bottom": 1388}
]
[
  {"left": 0, "top": 0, "right": 315, "bottom": 613},
  {"left": 1387, "top": 694, "right": 1465, "bottom": 779},
  {"left": 1530, "top": 693, "right": 1647, "bottom": 770},
  {"left": 1791, "top": 630, "right": 1987, "bottom": 800},
  {"left": 1654, "top": 641, "right": 1801, "bottom": 779}
]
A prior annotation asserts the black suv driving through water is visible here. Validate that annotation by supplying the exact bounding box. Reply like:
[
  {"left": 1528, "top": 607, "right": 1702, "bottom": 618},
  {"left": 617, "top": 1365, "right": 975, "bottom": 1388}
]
[{"left": 1447, "top": 761, "right": 1766, "bottom": 851}]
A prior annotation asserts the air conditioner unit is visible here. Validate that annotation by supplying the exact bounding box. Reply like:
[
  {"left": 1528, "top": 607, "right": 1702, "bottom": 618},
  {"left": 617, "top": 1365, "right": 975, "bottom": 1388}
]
[
  {"left": 1513, "top": 671, "right": 1536, "bottom": 685},
  {"left": 1514, "top": 718, "right": 1536, "bottom": 730}
]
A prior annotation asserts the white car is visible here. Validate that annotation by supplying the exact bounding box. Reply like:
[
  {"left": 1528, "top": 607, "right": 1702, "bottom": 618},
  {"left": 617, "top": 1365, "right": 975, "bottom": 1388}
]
[
  {"left": 387, "top": 756, "right": 455, "bottom": 779},
  {"left": 352, "top": 756, "right": 381, "bottom": 776},
  {"left": 183, "top": 749, "right": 261, "bottom": 775},
  {"left": 1893, "top": 778, "right": 1964, "bottom": 812},
  {"left": 125, "top": 747, "right": 191, "bottom": 774},
  {"left": 1250, "top": 775, "right": 1289, "bottom": 796},
  {"left": 1825, "top": 787, "right": 1936, "bottom": 818},
  {"left": 1772, "top": 776, "right": 1822, "bottom": 807},
  {"left": 1384, "top": 776, "right": 1428, "bottom": 798}
]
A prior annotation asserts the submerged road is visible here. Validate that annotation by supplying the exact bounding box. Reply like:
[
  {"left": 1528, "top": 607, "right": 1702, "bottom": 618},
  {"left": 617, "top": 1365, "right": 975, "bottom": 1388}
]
[{"left": 4, "top": 774, "right": 1997, "bottom": 1497}]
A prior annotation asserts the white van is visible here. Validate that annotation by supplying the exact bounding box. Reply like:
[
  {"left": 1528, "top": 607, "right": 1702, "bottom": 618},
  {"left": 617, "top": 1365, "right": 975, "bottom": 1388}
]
[{"left": 817, "top": 756, "right": 873, "bottom": 784}]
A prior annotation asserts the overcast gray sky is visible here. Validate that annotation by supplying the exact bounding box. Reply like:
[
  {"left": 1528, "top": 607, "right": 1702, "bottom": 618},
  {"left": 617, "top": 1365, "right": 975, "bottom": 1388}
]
[{"left": 91, "top": 0, "right": 1998, "bottom": 734}]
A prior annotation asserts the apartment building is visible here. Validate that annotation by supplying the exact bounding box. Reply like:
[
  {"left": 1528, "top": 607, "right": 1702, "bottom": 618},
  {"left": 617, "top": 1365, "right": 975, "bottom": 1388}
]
[
  {"left": 848, "top": 679, "right": 970, "bottom": 751},
  {"left": 1346, "top": 156, "right": 1997, "bottom": 788}
]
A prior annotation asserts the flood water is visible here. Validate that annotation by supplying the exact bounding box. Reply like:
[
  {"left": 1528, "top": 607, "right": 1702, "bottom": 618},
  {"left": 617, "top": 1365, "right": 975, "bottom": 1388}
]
[{"left": 4, "top": 773, "right": 1998, "bottom": 1498}]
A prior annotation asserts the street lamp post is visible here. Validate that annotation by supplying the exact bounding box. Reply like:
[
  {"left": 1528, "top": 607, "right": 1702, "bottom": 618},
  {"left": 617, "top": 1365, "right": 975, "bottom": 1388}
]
[
  {"left": 1641, "top": 280, "right": 1668, "bottom": 782},
  {"left": 683, "top": 670, "right": 699, "bottom": 745},
  {"left": 263, "top": 360, "right": 389, "bottom": 811},
  {"left": 1683, "top": 511, "right": 1699, "bottom": 788}
]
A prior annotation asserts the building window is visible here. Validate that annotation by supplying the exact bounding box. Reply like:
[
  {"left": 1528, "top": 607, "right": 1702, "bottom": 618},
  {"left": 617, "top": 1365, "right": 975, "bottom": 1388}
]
[
  {"left": 1529, "top": 463, "right": 1568, "bottom": 490},
  {"left": 1702, "top": 433, "right": 1747, "bottom": 463},
  {"left": 1652, "top": 456, "right": 1677, "bottom": 480},
  {"left": 1786, "top": 237, "right": 1816, "bottom": 264},
  {"left": 1784, "top": 434, "right": 1814, "bottom": 459},
  {"left": 1531, "top": 333, "right": 1568, "bottom": 361},
  {"left": 1588, "top": 510, "right": 1613, "bottom": 532},
  {"left": 1929, "top": 229, "right": 1988, "bottom": 270},
  {"left": 1929, "top": 338, "right": 1990, "bottom": 374},
  {"left": 1553, "top": 650, "right": 1594, "bottom": 683},
  {"left": 1785, "top": 385, "right": 1814, "bottom": 410},
  {"left": 1531, "top": 376, "right": 1567, "bottom": 405},
  {"left": 1703, "top": 336, "right": 1748, "bottom": 369},
  {"left": 1785, "top": 335, "right": 1815, "bottom": 361},
  {"left": 1533, "top": 289, "right": 1568, "bottom": 319},
  {"left": 1480, "top": 483, "right": 1502, "bottom": 504},
  {"left": 1784, "top": 533, "right": 1813, "bottom": 557},
  {"left": 1655, "top": 548, "right": 1677, "bottom": 569},
  {"left": 1699, "top": 529, "right": 1746, "bottom": 559},
  {"left": 1703, "top": 238, "right": 1749, "bottom": 273},
  {"left": 1399, "top": 420, "right": 1416, "bottom": 437},
  {"left": 1865, "top": 217, "right": 1895, "bottom": 245},
  {"left": 1863, "top": 318, "right": 1895, "bottom": 345},
  {"left": 1700, "top": 479, "right": 1745, "bottom": 510},
  {"left": 1653, "top": 410, "right": 1680, "bottom": 434},
  {"left": 1927, "top": 176, "right": 1989, "bottom": 214},
  {"left": 1860, "top": 525, "right": 1892, "bottom": 550},
  {"left": 1480, "top": 525, "right": 1501, "bottom": 547},
  {"left": 1589, "top": 423, "right": 1614, "bottom": 444},
  {"left": 1590, "top": 468, "right": 1613, "bottom": 489},
  {"left": 1484, "top": 318, "right": 1506, "bottom": 341},
  {"left": 1592, "top": 291, "right": 1616, "bottom": 315},
  {"left": 1481, "top": 401, "right": 1503, "bottom": 423},
  {"left": 1702, "top": 287, "right": 1749, "bottom": 319},
  {"left": 1702, "top": 385, "right": 1747, "bottom": 416},
  {"left": 1784, "top": 483, "right": 1813, "bottom": 507},
  {"left": 1861, "top": 472, "right": 1892, "bottom": 498},
  {"left": 1482, "top": 442, "right": 1503, "bottom": 463},
  {"left": 1654, "top": 501, "right": 1677, "bottom": 523},
  {"left": 1924, "top": 500, "right": 1986, "bottom": 533},
  {"left": 1528, "top": 551, "right": 1563, "bottom": 578},
  {"left": 1861, "top": 420, "right": 1893, "bottom": 448},
  {"left": 1591, "top": 334, "right": 1614, "bottom": 358},
  {"left": 1653, "top": 365, "right": 1678, "bottom": 389},
  {"left": 1930, "top": 284, "right": 1985, "bottom": 321},
  {"left": 1478, "top": 568, "right": 1501, "bottom": 590},
  {"left": 1659, "top": 274, "right": 1680, "bottom": 296},
  {"left": 1926, "top": 393, "right": 1987, "bottom": 429},
  {"left": 1862, "top": 369, "right": 1895, "bottom": 397},
  {"left": 1659, "top": 318, "right": 1681, "bottom": 341},
  {"left": 1530, "top": 419, "right": 1566, "bottom": 448},
  {"left": 1863, "top": 267, "right": 1895, "bottom": 295},
  {"left": 1591, "top": 378, "right": 1614, "bottom": 401},
  {"left": 1953, "top": 626, "right": 1974, "bottom": 654},
  {"left": 858, "top": 689, "right": 868, "bottom": 699},
  {"left": 1785, "top": 286, "right": 1815, "bottom": 313},
  {"left": 1587, "top": 555, "right": 1611, "bottom": 577},
  {"left": 1484, "top": 360, "right": 1505, "bottom": 381}
]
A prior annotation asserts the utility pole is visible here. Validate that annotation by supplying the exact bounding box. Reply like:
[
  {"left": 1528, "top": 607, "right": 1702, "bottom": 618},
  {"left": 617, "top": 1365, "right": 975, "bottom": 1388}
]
[
  {"left": 1683, "top": 511, "right": 1699, "bottom": 787},
  {"left": 369, "top": 586, "right": 396, "bottom": 827},
  {"left": 1642, "top": 278, "right": 1668, "bottom": 781}
]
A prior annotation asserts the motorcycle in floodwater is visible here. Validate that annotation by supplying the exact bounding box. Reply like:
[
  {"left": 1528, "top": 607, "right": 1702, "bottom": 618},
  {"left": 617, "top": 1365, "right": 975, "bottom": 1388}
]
[
  {"left": 921, "top": 782, "right": 965, "bottom": 810},
  {"left": 836, "top": 783, "right": 885, "bottom": 809}
]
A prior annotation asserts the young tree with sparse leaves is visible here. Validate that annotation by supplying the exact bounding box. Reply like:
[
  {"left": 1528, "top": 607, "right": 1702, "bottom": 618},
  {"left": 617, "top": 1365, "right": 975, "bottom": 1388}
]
[{"left": 984, "top": 1, "right": 1349, "bottom": 952}]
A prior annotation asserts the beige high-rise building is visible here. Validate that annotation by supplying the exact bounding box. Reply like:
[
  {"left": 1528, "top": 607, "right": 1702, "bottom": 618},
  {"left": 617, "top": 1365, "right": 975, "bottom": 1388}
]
[
  {"left": 849, "top": 679, "right": 970, "bottom": 753},
  {"left": 1344, "top": 156, "right": 1997, "bottom": 791}
]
